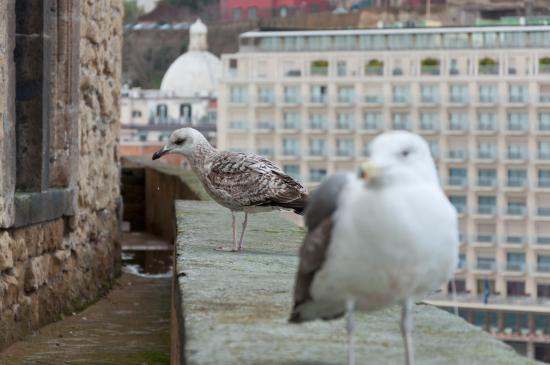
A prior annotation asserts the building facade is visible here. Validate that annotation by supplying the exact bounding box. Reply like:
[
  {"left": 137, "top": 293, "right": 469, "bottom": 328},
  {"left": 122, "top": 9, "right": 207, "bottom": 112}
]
[
  {"left": 217, "top": 25, "right": 550, "bottom": 361},
  {"left": 0, "top": 0, "right": 122, "bottom": 350},
  {"left": 120, "top": 19, "right": 220, "bottom": 165}
]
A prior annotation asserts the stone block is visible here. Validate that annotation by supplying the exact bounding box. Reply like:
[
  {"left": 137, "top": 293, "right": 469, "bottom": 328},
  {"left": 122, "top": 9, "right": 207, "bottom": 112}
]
[
  {"left": 0, "top": 232, "right": 14, "bottom": 271},
  {"left": 24, "top": 255, "right": 51, "bottom": 293}
]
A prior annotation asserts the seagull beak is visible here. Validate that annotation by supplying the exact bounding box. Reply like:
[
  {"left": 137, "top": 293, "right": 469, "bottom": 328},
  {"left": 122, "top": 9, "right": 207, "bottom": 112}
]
[
  {"left": 360, "top": 160, "right": 383, "bottom": 181},
  {"left": 152, "top": 145, "right": 171, "bottom": 160}
]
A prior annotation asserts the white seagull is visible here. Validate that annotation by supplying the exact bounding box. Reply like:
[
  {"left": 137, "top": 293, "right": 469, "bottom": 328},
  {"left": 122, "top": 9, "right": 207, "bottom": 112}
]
[
  {"left": 289, "top": 131, "right": 459, "bottom": 365},
  {"left": 152, "top": 127, "right": 308, "bottom": 252}
]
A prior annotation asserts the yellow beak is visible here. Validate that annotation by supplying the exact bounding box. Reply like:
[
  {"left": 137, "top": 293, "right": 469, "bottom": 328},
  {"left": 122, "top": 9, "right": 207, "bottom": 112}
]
[{"left": 360, "top": 160, "right": 383, "bottom": 181}]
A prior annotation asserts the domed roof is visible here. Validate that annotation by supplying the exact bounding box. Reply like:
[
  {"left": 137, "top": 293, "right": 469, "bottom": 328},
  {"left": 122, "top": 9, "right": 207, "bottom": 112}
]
[{"left": 160, "top": 19, "right": 221, "bottom": 98}]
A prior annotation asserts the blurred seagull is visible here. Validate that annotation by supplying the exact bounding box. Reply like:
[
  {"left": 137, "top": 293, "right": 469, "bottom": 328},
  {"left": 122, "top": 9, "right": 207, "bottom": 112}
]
[
  {"left": 152, "top": 128, "right": 308, "bottom": 252},
  {"left": 289, "top": 131, "right": 459, "bottom": 365}
]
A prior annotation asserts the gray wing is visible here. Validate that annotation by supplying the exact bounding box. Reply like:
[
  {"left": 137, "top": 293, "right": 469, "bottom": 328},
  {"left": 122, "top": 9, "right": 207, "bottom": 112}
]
[
  {"left": 304, "top": 172, "right": 354, "bottom": 231},
  {"left": 207, "top": 152, "right": 308, "bottom": 212},
  {"left": 290, "top": 172, "right": 355, "bottom": 323}
]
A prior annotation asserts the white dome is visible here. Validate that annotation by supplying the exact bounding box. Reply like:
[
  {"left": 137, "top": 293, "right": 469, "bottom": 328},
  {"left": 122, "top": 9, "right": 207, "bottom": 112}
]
[{"left": 160, "top": 19, "right": 221, "bottom": 98}]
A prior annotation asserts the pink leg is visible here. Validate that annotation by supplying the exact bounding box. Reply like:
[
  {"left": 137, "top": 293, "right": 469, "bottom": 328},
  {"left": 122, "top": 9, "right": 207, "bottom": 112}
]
[
  {"left": 215, "top": 212, "right": 239, "bottom": 252},
  {"left": 237, "top": 213, "right": 248, "bottom": 251}
]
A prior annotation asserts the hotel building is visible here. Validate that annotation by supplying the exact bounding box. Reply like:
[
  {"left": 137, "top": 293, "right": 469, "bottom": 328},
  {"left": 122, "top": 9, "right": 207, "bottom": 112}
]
[{"left": 217, "top": 25, "right": 550, "bottom": 361}]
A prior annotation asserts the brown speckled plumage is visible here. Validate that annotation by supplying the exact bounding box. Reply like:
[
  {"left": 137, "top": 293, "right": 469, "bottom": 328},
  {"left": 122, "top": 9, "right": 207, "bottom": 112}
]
[{"left": 188, "top": 142, "right": 308, "bottom": 213}]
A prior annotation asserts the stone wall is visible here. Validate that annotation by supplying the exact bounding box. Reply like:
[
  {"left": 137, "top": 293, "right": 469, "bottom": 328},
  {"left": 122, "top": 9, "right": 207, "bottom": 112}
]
[{"left": 0, "top": 0, "right": 123, "bottom": 350}]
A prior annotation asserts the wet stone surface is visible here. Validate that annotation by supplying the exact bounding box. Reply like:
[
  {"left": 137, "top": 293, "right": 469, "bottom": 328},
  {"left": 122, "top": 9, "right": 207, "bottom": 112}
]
[{"left": 174, "top": 200, "right": 539, "bottom": 365}]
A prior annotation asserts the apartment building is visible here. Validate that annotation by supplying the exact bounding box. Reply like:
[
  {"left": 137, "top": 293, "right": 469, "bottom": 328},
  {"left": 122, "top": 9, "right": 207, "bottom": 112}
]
[{"left": 217, "top": 25, "right": 550, "bottom": 361}]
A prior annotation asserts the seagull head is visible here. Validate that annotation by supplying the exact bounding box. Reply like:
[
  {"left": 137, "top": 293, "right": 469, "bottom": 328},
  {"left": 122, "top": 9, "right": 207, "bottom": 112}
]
[
  {"left": 152, "top": 128, "right": 208, "bottom": 160},
  {"left": 360, "top": 131, "right": 438, "bottom": 187}
]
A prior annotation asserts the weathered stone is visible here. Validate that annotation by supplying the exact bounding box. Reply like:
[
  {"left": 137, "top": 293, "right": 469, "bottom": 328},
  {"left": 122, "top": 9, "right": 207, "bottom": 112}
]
[
  {"left": 24, "top": 256, "right": 51, "bottom": 293},
  {"left": 0, "top": 232, "right": 14, "bottom": 271},
  {"left": 9, "top": 235, "right": 27, "bottom": 262}
]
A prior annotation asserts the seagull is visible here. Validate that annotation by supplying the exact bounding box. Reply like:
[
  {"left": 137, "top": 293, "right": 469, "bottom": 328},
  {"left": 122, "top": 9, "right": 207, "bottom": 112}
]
[
  {"left": 289, "top": 131, "right": 459, "bottom": 365},
  {"left": 152, "top": 127, "right": 308, "bottom": 252}
]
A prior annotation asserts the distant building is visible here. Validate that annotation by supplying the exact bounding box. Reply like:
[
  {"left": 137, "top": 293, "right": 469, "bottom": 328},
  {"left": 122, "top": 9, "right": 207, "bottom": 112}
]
[
  {"left": 120, "top": 19, "right": 221, "bottom": 165},
  {"left": 220, "top": 0, "right": 331, "bottom": 21},
  {"left": 217, "top": 24, "right": 550, "bottom": 361}
]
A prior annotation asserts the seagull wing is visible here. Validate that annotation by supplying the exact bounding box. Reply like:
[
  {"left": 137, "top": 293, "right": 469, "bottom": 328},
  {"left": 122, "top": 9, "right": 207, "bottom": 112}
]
[
  {"left": 207, "top": 152, "right": 308, "bottom": 213},
  {"left": 290, "top": 173, "right": 354, "bottom": 323}
]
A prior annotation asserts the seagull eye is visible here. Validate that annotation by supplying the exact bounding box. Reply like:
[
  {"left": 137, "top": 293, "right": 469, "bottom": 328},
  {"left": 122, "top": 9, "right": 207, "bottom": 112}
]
[
  {"left": 400, "top": 148, "right": 412, "bottom": 158},
  {"left": 174, "top": 138, "right": 186, "bottom": 145}
]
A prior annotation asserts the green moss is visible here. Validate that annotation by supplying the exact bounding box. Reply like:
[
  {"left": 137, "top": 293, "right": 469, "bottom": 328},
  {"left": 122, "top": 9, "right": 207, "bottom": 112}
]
[{"left": 127, "top": 351, "right": 170, "bottom": 365}]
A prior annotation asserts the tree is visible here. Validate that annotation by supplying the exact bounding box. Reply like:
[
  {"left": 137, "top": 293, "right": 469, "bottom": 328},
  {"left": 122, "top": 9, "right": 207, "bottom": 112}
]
[{"left": 123, "top": 0, "right": 144, "bottom": 24}]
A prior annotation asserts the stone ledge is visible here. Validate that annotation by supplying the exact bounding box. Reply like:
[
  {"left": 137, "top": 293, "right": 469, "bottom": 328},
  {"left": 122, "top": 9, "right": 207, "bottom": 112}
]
[
  {"left": 173, "top": 200, "right": 538, "bottom": 365},
  {"left": 13, "top": 188, "right": 74, "bottom": 228}
]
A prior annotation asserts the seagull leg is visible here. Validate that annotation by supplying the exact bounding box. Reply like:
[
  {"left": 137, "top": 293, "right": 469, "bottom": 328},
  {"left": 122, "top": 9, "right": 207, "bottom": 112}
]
[
  {"left": 237, "top": 213, "right": 248, "bottom": 251},
  {"left": 215, "top": 211, "right": 239, "bottom": 252},
  {"left": 345, "top": 299, "right": 356, "bottom": 365},
  {"left": 400, "top": 298, "right": 415, "bottom": 365}
]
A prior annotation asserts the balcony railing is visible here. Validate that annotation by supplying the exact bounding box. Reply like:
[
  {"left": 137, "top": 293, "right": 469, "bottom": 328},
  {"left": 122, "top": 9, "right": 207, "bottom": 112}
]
[
  {"left": 537, "top": 262, "right": 550, "bottom": 273},
  {"left": 309, "top": 122, "right": 327, "bottom": 130},
  {"left": 507, "top": 178, "right": 527, "bottom": 188},
  {"left": 479, "top": 65, "right": 499, "bottom": 75},
  {"left": 336, "top": 96, "right": 355, "bottom": 104},
  {"left": 538, "top": 152, "right": 550, "bottom": 160},
  {"left": 477, "top": 205, "right": 496, "bottom": 215},
  {"left": 420, "top": 122, "right": 439, "bottom": 131},
  {"left": 256, "top": 121, "right": 274, "bottom": 130},
  {"left": 365, "top": 66, "right": 383, "bottom": 76},
  {"left": 310, "top": 96, "right": 328, "bottom": 104},
  {"left": 506, "top": 206, "right": 527, "bottom": 216},
  {"left": 454, "top": 205, "right": 467, "bottom": 214},
  {"left": 449, "top": 96, "right": 469, "bottom": 104},
  {"left": 505, "top": 236, "right": 525, "bottom": 244},
  {"left": 309, "top": 149, "right": 327, "bottom": 157},
  {"left": 365, "top": 96, "right": 383, "bottom": 104},
  {"left": 540, "top": 95, "right": 550, "bottom": 103},
  {"left": 257, "top": 95, "right": 274, "bottom": 104},
  {"left": 476, "top": 261, "right": 496, "bottom": 270},
  {"left": 479, "top": 96, "right": 498, "bottom": 103},
  {"left": 478, "top": 122, "right": 497, "bottom": 131},
  {"left": 448, "top": 122, "right": 468, "bottom": 131},
  {"left": 509, "top": 96, "right": 528, "bottom": 103},
  {"left": 505, "top": 262, "right": 525, "bottom": 272},
  {"left": 448, "top": 176, "right": 467, "bottom": 186},
  {"left": 477, "top": 151, "right": 497, "bottom": 160},
  {"left": 282, "top": 149, "right": 300, "bottom": 156},
  {"left": 538, "top": 178, "right": 550, "bottom": 188},
  {"left": 257, "top": 148, "right": 275, "bottom": 156},
  {"left": 363, "top": 121, "right": 381, "bottom": 130},
  {"left": 335, "top": 149, "right": 355, "bottom": 157},
  {"left": 392, "top": 96, "right": 410, "bottom": 104},
  {"left": 507, "top": 123, "right": 528, "bottom": 132},
  {"left": 478, "top": 177, "right": 497, "bottom": 187},
  {"left": 420, "top": 66, "right": 441, "bottom": 75},
  {"left": 283, "top": 96, "right": 301, "bottom": 104},
  {"left": 537, "top": 237, "right": 550, "bottom": 245},
  {"left": 448, "top": 150, "right": 467, "bottom": 159},
  {"left": 537, "top": 207, "right": 550, "bottom": 216},
  {"left": 282, "top": 122, "right": 301, "bottom": 130},
  {"left": 392, "top": 121, "right": 411, "bottom": 130},
  {"left": 420, "top": 96, "right": 439, "bottom": 104},
  {"left": 506, "top": 151, "right": 528, "bottom": 160}
]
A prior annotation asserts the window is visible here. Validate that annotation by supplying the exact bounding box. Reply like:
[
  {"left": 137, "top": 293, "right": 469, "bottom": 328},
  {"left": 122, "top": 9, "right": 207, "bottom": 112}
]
[
  {"left": 257, "top": 86, "right": 274, "bottom": 103},
  {"left": 476, "top": 279, "right": 496, "bottom": 295},
  {"left": 337, "top": 87, "right": 354, "bottom": 103},
  {"left": 507, "top": 112, "right": 528, "bottom": 131},
  {"left": 334, "top": 36, "right": 355, "bottom": 50},
  {"left": 337, "top": 61, "right": 347, "bottom": 77},
  {"left": 282, "top": 138, "right": 300, "bottom": 155},
  {"left": 416, "top": 34, "right": 441, "bottom": 49},
  {"left": 387, "top": 34, "right": 412, "bottom": 49},
  {"left": 233, "top": 8, "right": 241, "bottom": 20},
  {"left": 539, "top": 170, "right": 550, "bottom": 188},
  {"left": 179, "top": 104, "right": 192, "bottom": 122},
  {"left": 538, "top": 284, "right": 550, "bottom": 298},
  {"left": 478, "top": 169, "right": 497, "bottom": 187},
  {"left": 420, "top": 58, "right": 440, "bottom": 75},
  {"left": 392, "top": 85, "right": 410, "bottom": 103},
  {"left": 310, "top": 139, "right": 327, "bottom": 156},
  {"left": 131, "top": 110, "right": 142, "bottom": 118},
  {"left": 449, "top": 196, "right": 466, "bottom": 213},
  {"left": 448, "top": 279, "right": 466, "bottom": 293},
  {"left": 392, "top": 112, "right": 410, "bottom": 130},
  {"left": 449, "top": 84, "right": 468, "bottom": 103},
  {"left": 501, "top": 32, "right": 526, "bottom": 48},
  {"left": 539, "top": 141, "right": 550, "bottom": 159},
  {"left": 472, "top": 32, "right": 498, "bottom": 48},
  {"left": 283, "top": 165, "right": 300, "bottom": 181},
  {"left": 479, "top": 84, "right": 498, "bottom": 103},
  {"left": 283, "top": 86, "right": 300, "bottom": 103},
  {"left": 509, "top": 84, "right": 528, "bottom": 103},
  {"left": 310, "top": 85, "right": 327, "bottom": 103},
  {"left": 364, "top": 112, "right": 382, "bottom": 130},
  {"left": 442, "top": 33, "right": 468, "bottom": 48},
  {"left": 507, "top": 143, "right": 528, "bottom": 160},
  {"left": 537, "top": 255, "right": 550, "bottom": 273},
  {"left": 247, "top": 7, "right": 257, "bottom": 19},
  {"left": 335, "top": 139, "right": 355, "bottom": 157},
  {"left": 283, "top": 112, "right": 300, "bottom": 129},
  {"left": 478, "top": 142, "right": 497, "bottom": 159},
  {"left": 477, "top": 257, "right": 496, "bottom": 270},
  {"left": 309, "top": 114, "right": 327, "bottom": 130},
  {"left": 365, "top": 59, "right": 384, "bottom": 76},
  {"left": 448, "top": 167, "right": 467, "bottom": 186},
  {"left": 507, "top": 169, "right": 527, "bottom": 187},
  {"left": 310, "top": 168, "right": 327, "bottom": 183},
  {"left": 530, "top": 32, "right": 550, "bottom": 47},
  {"left": 156, "top": 104, "right": 168, "bottom": 120},
  {"left": 507, "top": 253, "right": 526, "bottom": 272},
  {"left": 478, "top": 57, "right": 499, "bottom": 75},
  {"left": 336, "top": 113, "right": 354, "bottom": 129},
  {"left": 540, "top": 112, "right": 550, "bottom": 131},
  {"left": 478, "top": 112, "right": 497, "bottom": 131},
  {"left": 507, "top": 281, "right": 526, "bottom": 296},
  {"left": 448, "top": 112, "right": 468, "bottom": 130},
  {"left": 279, "top": 6, "right": 288, "bottom": 17},
  {"left": 420, "top": 84, "right": 438, "bottom": 103},
  {"left": 507, "top": 199, "right": 526, "bottom": 215},
  {"left": 477, "top": 195, "right": 496, "bottom": 214},
  {"left": 420, "top": 112, "right": 439, "bottom": 130},
  {"left": 359, "top": 35, "right": 385, "bottom": 50},
  {"left": 229, "top": 58, "right": 238, "bottom": 77},
  {"left": 229, "top": 85, "right": 248, "bottom": 103}
]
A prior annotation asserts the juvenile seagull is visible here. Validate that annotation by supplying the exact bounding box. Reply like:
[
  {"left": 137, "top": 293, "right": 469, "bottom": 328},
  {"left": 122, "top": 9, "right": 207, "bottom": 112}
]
[
  {"left": 289, "top": 131, "right": 459, "bottom": 365},
  {"left": 152, "top": 127, "right": 308, "bottom": 251}
]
